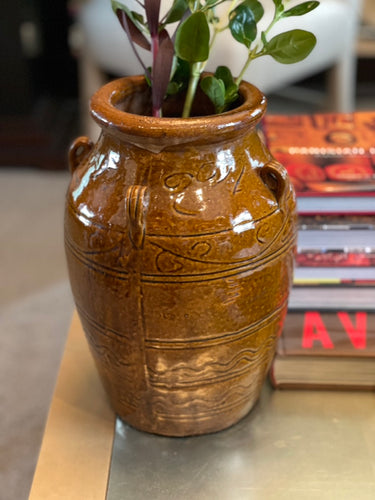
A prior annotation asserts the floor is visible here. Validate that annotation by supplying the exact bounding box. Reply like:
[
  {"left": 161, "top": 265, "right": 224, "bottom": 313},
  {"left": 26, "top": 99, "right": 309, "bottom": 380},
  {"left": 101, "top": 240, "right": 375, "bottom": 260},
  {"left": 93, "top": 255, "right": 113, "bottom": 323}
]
[
  {"left": 0, "top": 169, "right": 73, "bottom": 499},
  {"left": 1, "top": 80, "right": 375, "bottom": 499}
]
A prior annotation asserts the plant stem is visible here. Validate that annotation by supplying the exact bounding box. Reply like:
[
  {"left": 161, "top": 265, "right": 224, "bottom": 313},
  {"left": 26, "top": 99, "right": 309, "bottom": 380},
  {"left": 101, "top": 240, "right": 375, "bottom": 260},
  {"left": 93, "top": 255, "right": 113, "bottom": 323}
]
[
  {"left": 151, "top": 33, "right": 161, "bottom": 117},
  {"left": 202, "top": 0, "right": 230, "bottom": 11},
  {"left": 229, "top": 0, "right": 238, "bottom": 12},
  {"left": 153, "top": 107, "right": 162, "bottom": 118},
  {"left": 210, "top": 28, "right": 218, "bottom": 50},
  {"left": 235, "top": 46, "right": 261, "bottom": 87},
  {"left": 234, "top": 3, "right": 281, "bottom": 88},
  {"left": 263, "top": 16, "right": 279, "bottom": 39},
  {"left": 263, "top": 3, "right": 283, "bottom": 38},
  {"left": 182, "top": 62, "right": 203, "bottom": 118}
]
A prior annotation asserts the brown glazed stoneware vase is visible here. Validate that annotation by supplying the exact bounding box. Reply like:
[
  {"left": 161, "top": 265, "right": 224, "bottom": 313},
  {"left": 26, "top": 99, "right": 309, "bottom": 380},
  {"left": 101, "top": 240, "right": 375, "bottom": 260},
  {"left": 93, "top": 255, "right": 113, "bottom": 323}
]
[{"left": 64, "top": 76, "right": 296, "bottom": 437}]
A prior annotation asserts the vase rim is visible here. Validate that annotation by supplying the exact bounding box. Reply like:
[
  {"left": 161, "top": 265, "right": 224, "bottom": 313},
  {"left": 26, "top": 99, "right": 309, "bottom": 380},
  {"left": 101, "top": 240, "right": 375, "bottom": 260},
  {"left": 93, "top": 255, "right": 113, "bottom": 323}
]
[{"left": 90, "top": 75, "right": 267, "bottom": 145}]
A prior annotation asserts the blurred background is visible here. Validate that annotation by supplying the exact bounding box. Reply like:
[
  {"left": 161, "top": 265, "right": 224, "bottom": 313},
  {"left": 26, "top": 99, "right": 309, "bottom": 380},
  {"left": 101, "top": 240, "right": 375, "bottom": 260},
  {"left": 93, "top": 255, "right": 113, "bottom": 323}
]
[{"left": 1, "top": 0, "right": 374, "bottom": 498}]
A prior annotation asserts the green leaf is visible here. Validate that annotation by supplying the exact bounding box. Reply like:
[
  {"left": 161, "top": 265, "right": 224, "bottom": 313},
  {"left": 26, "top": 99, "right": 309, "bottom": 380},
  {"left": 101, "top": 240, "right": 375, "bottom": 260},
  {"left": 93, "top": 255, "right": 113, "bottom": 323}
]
[
  {"left": 168, "top": 57, "right": 190, "bottom": 94},
  {"left": 164, "top": 0, "right": 189, "bottom": 24},
  {"left": 111, "top": 0, "right": 125, "bottom": 14},
  {"left": 229, "top": 4, "right": 257, "bottom": 49},
  {"left": 282, "top": 1, "right": 320, "bottom": 17},
  {"left": 131, "top": 11, "right": 145, "bottom": 26},
  {"left": 214, "top": 66, "right": 239, "bottom": 107},
  {"left": 200, "top": 76, "right": 226, "bottom": 113},
  {"left": 166, "top": 81, "right": 182, "bottom": 95},
  {"left": 175, "top": 12, "right": 210, "bottom": 63},
  {"left": 266, "top": 29, "right": 317, "bottom": 64},
  {"left": 145, "top": 69, "right": 152, "bottom": 87},
  {"left": 225, "top": 83, "right": 240, "bottom": 105},
  {"left": 243, "top": 0, "right": 264, "bottom": 23},
  {"left": 215, "top": 66, "right": 235, "bottom": 87}
]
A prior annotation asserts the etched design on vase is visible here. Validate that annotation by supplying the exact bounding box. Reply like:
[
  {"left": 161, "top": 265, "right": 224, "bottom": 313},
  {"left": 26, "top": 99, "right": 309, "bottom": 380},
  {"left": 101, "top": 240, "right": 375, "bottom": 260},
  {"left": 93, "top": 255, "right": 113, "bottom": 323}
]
[
  {"left": 66, "top": 198, "right": 295, "bottom": 281},
  {"left": 162, "top": 151, "right": 235, "bottom": 216}
]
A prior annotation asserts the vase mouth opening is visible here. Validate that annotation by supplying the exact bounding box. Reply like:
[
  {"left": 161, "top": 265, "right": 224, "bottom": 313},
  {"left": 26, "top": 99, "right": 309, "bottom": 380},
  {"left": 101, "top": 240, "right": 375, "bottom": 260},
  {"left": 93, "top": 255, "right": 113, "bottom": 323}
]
[{"left": 90, "top": 76, "right": 267, "bottom": 143}]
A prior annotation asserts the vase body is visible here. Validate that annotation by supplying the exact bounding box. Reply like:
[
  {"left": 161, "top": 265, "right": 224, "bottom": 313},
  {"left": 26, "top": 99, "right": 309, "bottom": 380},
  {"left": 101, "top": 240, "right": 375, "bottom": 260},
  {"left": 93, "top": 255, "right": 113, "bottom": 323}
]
[{"left": 65, "top": 76, "right": 296, "bottom": 436}]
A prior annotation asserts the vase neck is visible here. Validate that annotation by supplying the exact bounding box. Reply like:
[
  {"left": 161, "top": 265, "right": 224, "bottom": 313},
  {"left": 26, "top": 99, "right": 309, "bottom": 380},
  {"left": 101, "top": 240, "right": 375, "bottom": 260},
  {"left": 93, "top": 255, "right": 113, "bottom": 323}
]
[{"left": 90, "top": 76, "right": 267, "bottom": 151}]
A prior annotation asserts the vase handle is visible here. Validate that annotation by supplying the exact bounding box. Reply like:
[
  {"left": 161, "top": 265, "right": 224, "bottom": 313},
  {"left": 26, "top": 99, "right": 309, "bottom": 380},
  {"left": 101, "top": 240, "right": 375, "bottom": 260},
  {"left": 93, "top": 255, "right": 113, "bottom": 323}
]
[
  {"left": 125, "top": 185, "right": 150, "bottom": 250},
  {"left": 68, "top": 136, "right": 94, "bottom": 173},
  {"left": 259, "top": 159, "right": 291, "bottom": 207}
]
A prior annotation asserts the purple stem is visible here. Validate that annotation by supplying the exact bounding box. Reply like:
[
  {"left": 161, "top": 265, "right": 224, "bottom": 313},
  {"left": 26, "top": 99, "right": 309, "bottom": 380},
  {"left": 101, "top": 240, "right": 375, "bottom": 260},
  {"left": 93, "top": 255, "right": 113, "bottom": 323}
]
[{"left": 151, "top": 33, "right": 161, "bottom": 117}]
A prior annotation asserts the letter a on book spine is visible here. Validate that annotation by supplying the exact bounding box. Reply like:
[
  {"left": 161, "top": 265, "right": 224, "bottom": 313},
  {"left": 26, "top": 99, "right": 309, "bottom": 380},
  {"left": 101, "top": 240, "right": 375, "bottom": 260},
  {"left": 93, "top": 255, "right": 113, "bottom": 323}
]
[{"left": 302, "top": 311, "right": 334, "bottom": 349}]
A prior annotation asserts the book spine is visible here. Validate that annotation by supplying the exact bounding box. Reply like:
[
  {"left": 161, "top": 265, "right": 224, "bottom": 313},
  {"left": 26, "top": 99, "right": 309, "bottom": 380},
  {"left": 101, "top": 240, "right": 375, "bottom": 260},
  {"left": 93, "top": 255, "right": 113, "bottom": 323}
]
[
  {"left": 295, "top": 250, "right": 375, "bottom": 268},
  {"left": 298, "top": 213, "right": 375, "bottom": 230},
  {"left": 280, "top": 310, "right": 375, "bottom": 357},
  {"left": 269, "top": 377, "right": 375, "bottom": 391}
]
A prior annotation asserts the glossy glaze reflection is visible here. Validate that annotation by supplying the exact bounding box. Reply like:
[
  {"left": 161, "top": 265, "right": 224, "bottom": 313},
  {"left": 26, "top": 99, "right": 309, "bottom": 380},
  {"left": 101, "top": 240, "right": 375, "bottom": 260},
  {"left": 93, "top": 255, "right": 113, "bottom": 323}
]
[{"left": 64, "top": 76, "right": 297, "bottom": 436}]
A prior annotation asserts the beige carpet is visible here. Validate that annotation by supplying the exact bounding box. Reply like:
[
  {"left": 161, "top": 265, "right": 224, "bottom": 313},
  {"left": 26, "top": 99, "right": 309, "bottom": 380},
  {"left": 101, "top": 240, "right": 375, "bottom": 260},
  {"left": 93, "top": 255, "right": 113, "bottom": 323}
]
[{"left": 0, "top": 169, "right": 73, "bottom": 499}]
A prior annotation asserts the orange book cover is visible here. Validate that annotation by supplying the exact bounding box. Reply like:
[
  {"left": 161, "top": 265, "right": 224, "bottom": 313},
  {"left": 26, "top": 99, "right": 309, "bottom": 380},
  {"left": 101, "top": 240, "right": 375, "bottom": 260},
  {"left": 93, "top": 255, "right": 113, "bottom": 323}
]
[{"left": 263, "top": 111, "right": 375, "bottom": 198}]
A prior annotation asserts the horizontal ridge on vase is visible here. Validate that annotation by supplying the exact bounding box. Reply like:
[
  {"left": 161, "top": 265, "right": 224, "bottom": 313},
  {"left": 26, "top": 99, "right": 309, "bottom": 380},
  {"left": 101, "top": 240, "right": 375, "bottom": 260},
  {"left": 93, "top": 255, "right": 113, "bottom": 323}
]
[{"left": 64, "top": 75, "right": 297, "bottom": 437}]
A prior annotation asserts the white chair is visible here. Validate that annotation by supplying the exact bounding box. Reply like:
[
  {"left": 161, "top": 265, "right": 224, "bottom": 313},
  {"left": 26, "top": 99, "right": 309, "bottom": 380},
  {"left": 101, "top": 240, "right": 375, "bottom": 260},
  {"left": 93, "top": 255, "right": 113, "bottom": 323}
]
[{"left": 71, "top": 0, "right": 363, "bottom": 136}]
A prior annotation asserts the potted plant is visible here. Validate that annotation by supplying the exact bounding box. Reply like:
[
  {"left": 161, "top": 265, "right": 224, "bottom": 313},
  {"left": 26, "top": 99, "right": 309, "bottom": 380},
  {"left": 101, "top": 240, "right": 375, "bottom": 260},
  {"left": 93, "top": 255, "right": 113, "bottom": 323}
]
[{"left": 65, "top": 0, "right": 319, "bottom": 437}]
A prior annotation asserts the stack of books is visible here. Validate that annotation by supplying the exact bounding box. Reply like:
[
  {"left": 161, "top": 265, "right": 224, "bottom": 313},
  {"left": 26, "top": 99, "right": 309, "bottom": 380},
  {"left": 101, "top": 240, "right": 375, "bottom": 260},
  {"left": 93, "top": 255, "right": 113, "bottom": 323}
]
[
  {"left": 270, "top": 284, "right": 375, "bottom": 390},
  {"left": 262, "top": 111, "right": 375, "bottom": 389},
  {"left": 295, "top": 213, "right": 375, "bottom": 285}
]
